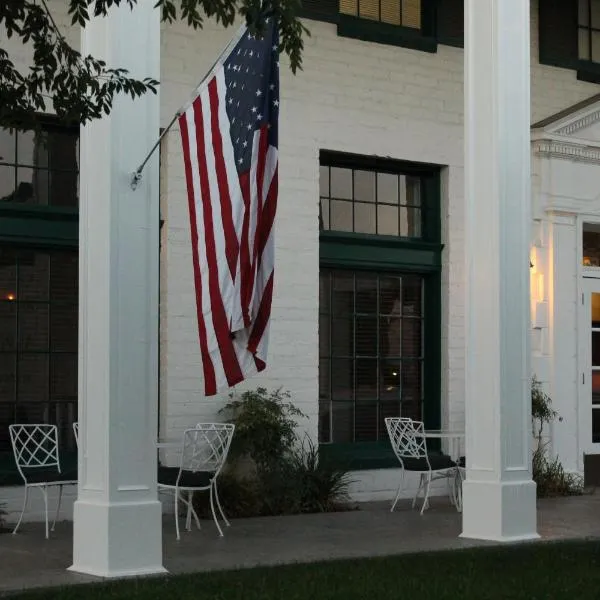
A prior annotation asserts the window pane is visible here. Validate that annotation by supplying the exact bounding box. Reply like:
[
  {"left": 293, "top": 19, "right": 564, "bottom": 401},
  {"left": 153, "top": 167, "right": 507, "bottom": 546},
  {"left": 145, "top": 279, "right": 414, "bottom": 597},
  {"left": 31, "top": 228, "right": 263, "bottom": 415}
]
[
  {"left": 580, "top": 27, "right": 591, "bottom": 60},
  {"left": 332, "top": 317, "right": 353, "bottom": 356},
  {"left": 16, "top": 167, "right": 47, "bottom": 205},
  {"left": 355, "top": 359, "right": 377, "bottom": 400},
  {"left": 592, "top": 0, "right": 600, "bottom": 28},
  {"left": 319, "top": 166, "right": 329, "bottom": 198},
  {"left": 403, "top": 276, "right": 422, "bottom": 316},
  {"left": 319, "top": 358, "right": 330, "bottom": 400},
  {"left": 400, "top": 206, "right": 422, "bottom": 238},
  {"left": 330, "top": 200, "right": 353, "bottom": 232},
  {"left": 0, "top": 129, "right": 16, "bottom": 164},
  {"left": 51, "top": 354, "right": 77, "bottom": 400},
  {"left": 332, "top": 359, "right": 353, "bottom": 400},
  {"left": 402, "top": 319, "right": 422, "bottom": 358},
  {"left": 331, "top": 402, "right": 354, "bottom": 443},
  {"left": 355, "top": 273, "right": 377, "bottom": 313},
  {"left": 354, "top": 202, "right": 376, "bottom": 234},
  {"left": 0, "top": 302, "right": 16, "bottom": 351},
  {"left": 19, "top": 252, "right": 49, "bottom": 301},
  {"left": 379, "top": 401, "right": 401, "bottom": 438},
  {"left": 19, "top": 304, "right": 49, "bottom": 351},
  {"left": 354, "top": 170, "right": 375, "bottom": 203},
  {"left": 332, "top": 271, "right": 354, "bottom": 315},
  {"left": 0, "top": 165, "right": 15, "bottom": 202},
  {"left": 359, "top": 0, "right": 379, "bottom": 20},
  {"left": 583, "top": 223, "right": 600, "bottom": 266},
  {"left": 0, "top": 354, "right": 16, "bottom": 404},
  {"left": 17, "top": 131, "right": 36, "bottom": 166},
  {"left": 377, "top": 204, "right": 399, "bottom": 236},
  {"left": 355, "top": 317, "right": 377, "bottom": 356},
  {"left": 18, "top": 354, "right": 49, "bottom": 403},
  {"left": 580, "top": 0, "right": 591, "bottom": 25},
  {"left": 405, "top": 176, "right": 422, "bottom": 207},
  {"left": 592, "top": 30, "right": 600, "bottom": 62},
  {"left": 330, "top": 167, "right": 353, "bottom": 200},
  {"left": 319, "top": 271, "right": 331, "bottom": 313},
  {"left": 402, "top": 0, "right": 421, "bottom": 28},
  {"left": 320, "top": 198, "right": 330, "bottom": 230},
  {"left": 50, "top": 251, "right": 78, "bottom": 302},
  {"left": 50, "top": 169, "right": 78, "bottom": 207},
  {"left": 355, "top": 403, "right": 377, "bottom": 441},
  {"left": 381, "top": 315, "right": 401, "bottom": 357},
  {"left": 340, "top": 0, "right": 358, "bottom": 16},
  {"left": 0, "top": 248, "right": 17, "bottom": 299},
  {"left": 379, "top": 276, "right": 401, "bottom": 315},
  {"left": 377, "top": 172, "right": 398, "bottom": 204},
  {"left": 319, "top": 400, "right": 331, "bottom": 443},
  {"left": 380, "top": 363, "right": 401, "bottom": 399},
  {"left": 51, "top": 305, "right": 78, "bottom": 353},
  {"left": 380, "top": 0, "right": 401, "bottom": 25}
]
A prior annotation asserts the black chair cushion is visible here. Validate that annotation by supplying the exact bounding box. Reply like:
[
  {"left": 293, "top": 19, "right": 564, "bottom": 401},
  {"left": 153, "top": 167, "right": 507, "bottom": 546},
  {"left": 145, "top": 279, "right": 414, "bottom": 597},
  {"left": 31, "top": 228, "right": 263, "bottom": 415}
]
[
  {"left": 158, "top": 466, "right": 213, "bottom": 488},
  {"left": 22, "top": 466, "right": 78, "bottom": 484},
  {"left": 402, "top": 454, "right": 456, "bottom": 472},
  {"left": 458, "top": 456, "right": 465, "bottom": 468}
]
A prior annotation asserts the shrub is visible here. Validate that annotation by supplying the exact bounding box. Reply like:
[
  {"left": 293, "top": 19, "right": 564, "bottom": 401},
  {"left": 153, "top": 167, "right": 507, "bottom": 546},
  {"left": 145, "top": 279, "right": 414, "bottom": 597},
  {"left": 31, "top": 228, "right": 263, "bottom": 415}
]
[
  {"left": 531, "top": 377, "right": 583, "bottom": 497},
  {"left": 193, "top": 389, "right": 353, "bottom": 519}
]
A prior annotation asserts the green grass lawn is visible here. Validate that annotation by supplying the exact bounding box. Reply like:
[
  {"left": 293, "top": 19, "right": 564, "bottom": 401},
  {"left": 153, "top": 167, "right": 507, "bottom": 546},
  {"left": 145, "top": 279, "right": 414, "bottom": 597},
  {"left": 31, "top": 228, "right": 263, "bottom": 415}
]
[{"left": 12, "top": 541, "right": 600, "bottom": 600}]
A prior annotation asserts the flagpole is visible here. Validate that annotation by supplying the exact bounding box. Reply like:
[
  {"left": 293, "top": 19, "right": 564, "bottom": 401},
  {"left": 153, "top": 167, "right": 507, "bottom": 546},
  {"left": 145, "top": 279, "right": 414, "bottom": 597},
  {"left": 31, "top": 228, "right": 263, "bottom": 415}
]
[{"left": 130, "top": 22, "right": 248, "bottom": 190}]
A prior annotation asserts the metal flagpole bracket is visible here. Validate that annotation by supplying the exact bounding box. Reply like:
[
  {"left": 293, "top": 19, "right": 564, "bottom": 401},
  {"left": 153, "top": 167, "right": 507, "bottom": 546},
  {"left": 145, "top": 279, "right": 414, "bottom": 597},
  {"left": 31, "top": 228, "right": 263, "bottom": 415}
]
[{"left": 130, "top": 169, "right": 143, "bottom": 190}]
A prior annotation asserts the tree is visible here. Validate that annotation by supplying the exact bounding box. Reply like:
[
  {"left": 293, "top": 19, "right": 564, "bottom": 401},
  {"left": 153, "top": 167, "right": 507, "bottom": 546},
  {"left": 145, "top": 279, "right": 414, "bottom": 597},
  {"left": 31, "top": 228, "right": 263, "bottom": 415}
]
[{"left": 0, "top": 0, "right": 306, "bottom": 131}]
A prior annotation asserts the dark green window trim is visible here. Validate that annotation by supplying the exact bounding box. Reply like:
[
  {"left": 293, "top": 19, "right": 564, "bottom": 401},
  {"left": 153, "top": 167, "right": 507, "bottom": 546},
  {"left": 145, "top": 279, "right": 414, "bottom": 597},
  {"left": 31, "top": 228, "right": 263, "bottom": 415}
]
[
  {"left": 318, "top": 151, "right": 442, "bottom": 470},
  {"left": 337, "top": 14, "right": 437, "bottom": 53},
  {"left": 300, "top": 0, "right": 339, "bottom": 24}
]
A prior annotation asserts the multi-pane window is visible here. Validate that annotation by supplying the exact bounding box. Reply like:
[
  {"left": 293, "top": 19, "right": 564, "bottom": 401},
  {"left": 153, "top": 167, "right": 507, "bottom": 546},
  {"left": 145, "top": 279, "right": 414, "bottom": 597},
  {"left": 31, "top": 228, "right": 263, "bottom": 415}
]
[
  {"left": 339, "top": 0, "right": 422, "bottom": 29},
  {"left": 0, "top": 125, "right": 79, "bottom": 208},
  {"left": 579, "top": 0, "right": 600, "bottom": 62},
  {"left": 319, "top": 269, "right": 424, "bottom": 444},
  {"left": 0, "top": 248, "right": 78, "bottom": 455},
  {"left": 319, "top": 165, "right": 422, "bottom": 237}
]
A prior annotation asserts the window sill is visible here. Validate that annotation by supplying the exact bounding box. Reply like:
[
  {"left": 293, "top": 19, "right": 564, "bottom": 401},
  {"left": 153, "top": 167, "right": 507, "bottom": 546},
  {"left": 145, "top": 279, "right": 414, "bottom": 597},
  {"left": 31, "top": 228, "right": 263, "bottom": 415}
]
[{"left": 337, "top": 14, "right": 437, "bottom": 54}]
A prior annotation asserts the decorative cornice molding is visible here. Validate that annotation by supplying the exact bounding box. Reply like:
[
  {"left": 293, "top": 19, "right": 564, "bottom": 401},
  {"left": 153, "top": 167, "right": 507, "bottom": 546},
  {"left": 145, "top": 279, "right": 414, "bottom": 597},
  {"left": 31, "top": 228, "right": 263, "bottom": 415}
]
[
  {"left": 533, "top": 139, "right": 600, "bottom": 165},
  {"left": 554, "top": 110, "right": 600, "bottom": 136}
]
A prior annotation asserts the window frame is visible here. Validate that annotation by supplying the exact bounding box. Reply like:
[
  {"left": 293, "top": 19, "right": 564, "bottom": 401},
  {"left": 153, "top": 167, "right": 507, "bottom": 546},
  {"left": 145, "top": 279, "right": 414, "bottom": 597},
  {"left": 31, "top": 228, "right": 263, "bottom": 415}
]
[{"left": 318, "top": 150, "right": 442, "bottom": 471}]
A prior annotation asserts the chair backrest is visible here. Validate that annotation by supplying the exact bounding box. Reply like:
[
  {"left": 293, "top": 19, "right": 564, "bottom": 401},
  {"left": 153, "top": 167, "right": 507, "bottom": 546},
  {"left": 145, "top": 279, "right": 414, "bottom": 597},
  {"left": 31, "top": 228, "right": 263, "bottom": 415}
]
[
  {"left": 384, "top": 417, "right": 428, "bottom": 462},
  {"left": 73, "top": 422, "right": 79, "bottom": 447},
  {"left": 9, "top": 424, "right": 61, "bottom": 481},
  {"left": 180, "top": 423, "right": 235, "bottom": 475}
]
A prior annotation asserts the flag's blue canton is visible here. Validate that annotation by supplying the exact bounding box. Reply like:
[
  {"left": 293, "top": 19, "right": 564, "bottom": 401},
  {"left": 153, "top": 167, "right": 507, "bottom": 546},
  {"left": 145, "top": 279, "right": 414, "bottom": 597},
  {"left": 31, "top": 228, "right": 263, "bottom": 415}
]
[{"left": 223, "top": 20, "right": 279, "bottom": 174}]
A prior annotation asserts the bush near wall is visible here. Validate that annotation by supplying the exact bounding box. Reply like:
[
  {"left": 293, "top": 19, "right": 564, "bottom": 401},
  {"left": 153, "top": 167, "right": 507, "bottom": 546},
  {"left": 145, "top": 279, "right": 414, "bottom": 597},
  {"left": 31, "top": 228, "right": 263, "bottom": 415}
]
[{"left": 193, "top": 388, "right": 353, "bottom": 519}]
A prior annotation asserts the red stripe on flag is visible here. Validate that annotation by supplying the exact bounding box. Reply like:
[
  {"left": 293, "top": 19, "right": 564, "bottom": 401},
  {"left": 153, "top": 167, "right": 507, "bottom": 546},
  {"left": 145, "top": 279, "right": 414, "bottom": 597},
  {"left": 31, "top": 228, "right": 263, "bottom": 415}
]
[
  {"left": 208, "top": 78, "right": 239, "bottom": 282},
  {"left": 192, "top": 99, "right": 244, "bottom": 388},
  {"left": 179, "top": 112, "right": 217, "bottom": 395},
  {"left": 238, "top": 171, "right": 252, "bottom": 328},
  {"left": 247, "top": 271, "right": 274, "bottom": 355},
  {"left": 255, "top": 164, "right": 278, "bottom": 270}
]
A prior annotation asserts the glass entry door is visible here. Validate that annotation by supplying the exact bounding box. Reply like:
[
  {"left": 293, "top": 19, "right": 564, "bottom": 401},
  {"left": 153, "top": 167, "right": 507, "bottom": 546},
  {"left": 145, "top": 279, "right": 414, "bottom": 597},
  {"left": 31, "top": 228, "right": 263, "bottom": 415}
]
[{"left": 581, "top": 278, "right": 600, "bottom": 453}]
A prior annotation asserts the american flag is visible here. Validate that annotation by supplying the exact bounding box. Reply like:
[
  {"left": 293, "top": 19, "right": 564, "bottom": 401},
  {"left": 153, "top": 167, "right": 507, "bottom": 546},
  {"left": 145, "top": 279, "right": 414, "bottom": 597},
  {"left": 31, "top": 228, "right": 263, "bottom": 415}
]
[{"left": 179, "top": 20, "right": 279, "bottom": 396}]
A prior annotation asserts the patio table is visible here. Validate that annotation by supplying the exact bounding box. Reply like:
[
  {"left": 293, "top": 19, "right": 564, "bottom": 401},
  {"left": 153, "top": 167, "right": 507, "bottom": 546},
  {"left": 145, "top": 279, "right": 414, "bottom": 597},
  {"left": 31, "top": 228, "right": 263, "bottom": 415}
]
[{"left": 424, "top": 430, "right": 465, "bottom": 512}]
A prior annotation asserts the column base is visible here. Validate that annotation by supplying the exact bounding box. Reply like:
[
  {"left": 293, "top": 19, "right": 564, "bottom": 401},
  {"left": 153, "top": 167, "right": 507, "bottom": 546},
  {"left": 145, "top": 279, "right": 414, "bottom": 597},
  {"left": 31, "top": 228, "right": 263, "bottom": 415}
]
[
  {"left": 69, "top": 498, "right": 166, "bottom": 578},
  {"left": 460, "top": 479, "right": 539, "bottom": 542}
]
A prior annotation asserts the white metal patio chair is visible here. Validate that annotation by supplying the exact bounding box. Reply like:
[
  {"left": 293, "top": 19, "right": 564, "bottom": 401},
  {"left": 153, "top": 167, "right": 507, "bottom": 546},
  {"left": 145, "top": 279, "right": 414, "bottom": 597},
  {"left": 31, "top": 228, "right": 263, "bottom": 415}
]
[
  {"left": 384, "top": 417, "right": 458, "bottom": 515},
  {"left": 72, "top": 422, "right": 79, "bottom": 447},
  {"left": 9, "top": 424, "right": 78, "bottom": 539},
  {"left": 157, "top": 423, "right": 235, "bottom": 539}
]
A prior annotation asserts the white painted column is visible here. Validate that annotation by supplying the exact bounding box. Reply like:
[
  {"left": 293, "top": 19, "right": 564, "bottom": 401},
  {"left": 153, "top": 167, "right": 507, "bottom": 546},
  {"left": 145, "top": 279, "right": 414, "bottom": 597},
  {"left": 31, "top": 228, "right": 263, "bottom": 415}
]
[
  {"left": 70, "top": 0, "right": 165, "bottom": 577},
  {"left": 461, "top": 0, "right": 539, "bottom": 541}
]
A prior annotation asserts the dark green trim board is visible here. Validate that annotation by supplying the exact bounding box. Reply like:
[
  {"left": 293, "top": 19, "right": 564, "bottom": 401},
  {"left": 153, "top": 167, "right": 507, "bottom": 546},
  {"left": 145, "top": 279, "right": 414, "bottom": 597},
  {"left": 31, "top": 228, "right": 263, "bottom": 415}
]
[
  {"left": 337, "top": 14, "right": 437, "bottom": 53},
  {"left": 300, "top": 0, "right": 338, "bottom": 23},
  {"left": 0, "top": 205, "right": 78, "bottom": 247}
]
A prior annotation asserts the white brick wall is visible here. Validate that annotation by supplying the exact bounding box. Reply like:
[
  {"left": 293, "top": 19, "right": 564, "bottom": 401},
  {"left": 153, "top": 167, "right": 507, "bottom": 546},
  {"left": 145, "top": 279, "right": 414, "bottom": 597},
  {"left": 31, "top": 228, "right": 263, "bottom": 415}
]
[{"left": 2, "top": 2, "right": 600, "bottom": 515}]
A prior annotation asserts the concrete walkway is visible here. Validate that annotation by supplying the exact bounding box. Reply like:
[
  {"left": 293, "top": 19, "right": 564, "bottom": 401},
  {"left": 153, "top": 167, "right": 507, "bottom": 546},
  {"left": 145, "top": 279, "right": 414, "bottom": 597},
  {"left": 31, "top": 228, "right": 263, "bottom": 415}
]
[{"left": 1, "top": 494, "right": 599, "bottom": 595}]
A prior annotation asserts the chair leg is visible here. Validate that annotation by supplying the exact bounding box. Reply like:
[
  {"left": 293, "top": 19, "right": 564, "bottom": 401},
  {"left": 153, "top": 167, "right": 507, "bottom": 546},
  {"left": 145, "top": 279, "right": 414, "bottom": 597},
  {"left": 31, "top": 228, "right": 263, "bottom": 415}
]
[
  {"left": 185, "top": 492, "right": 193, "bottom": 532},
  {"left": 174, "top": 490, "right": 181, "bottom": 541},
  {"left": 52, "top": 485, "right": 64, "bottom": 532},
  {"left": 214, "top": 480, "right": 230, "bottom": 526},
  {"left": 41, "top": 486, "right": 49, "bottom": 539},
  {"left": 412, "top": 474, "right": 424, "bottom": 509},
  {"left": 12, "top": 486, "right": 29, "bottom": 535},
  {"left": 189, "top": 503, "right": 202, "bottom": 531},
  {"left": 420, "top": 473, "right": 432, "bottom": 516},
  {"left": 210, "top": 483, "right": 224, "bottom": 537},
  {"left": 390, "top": 469, "right": 405, "bottom": 513}
]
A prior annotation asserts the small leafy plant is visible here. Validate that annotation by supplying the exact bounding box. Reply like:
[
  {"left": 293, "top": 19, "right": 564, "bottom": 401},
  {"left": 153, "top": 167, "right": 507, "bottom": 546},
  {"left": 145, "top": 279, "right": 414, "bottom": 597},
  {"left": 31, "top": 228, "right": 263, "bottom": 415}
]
[{"left": 531, "top": 377, "right": 583, "bottom": 497}]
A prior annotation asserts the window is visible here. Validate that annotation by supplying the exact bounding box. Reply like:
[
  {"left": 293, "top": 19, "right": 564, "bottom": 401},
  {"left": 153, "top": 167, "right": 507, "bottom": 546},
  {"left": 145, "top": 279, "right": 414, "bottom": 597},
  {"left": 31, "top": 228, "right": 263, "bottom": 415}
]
[
  {"left": 0, "top": 120, "right": 79, "bottom": 484},
  {"left": 318, "top": 151, "right": 442, "bottom": 469},
  {"left": 319, "top": 270, "right": 424, "bottom": 444},
  {"left": 578, "top": 0, "right": 600, "bottom": 63},
  {"left": 583, "top": 223, "right": 600, "bottom": 267},
  {"left": 300, "top": 0, "right": 464, "bottom": 50},
  {"left": 539, "top": 0, "right": 600, "bottom": 83},
  {"left": 339, "top": 0, "right": 422, "bottom": 29},
  {"left": 0, "top": 125, "right": 78, "bottom": 208}
]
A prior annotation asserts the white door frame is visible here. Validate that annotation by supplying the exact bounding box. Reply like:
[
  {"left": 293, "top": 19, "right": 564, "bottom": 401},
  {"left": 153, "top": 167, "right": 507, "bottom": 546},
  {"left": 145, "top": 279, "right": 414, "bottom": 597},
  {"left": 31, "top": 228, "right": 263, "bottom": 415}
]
[{"left": 578, "top": 275, "right": 600, "bottom": 458}]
